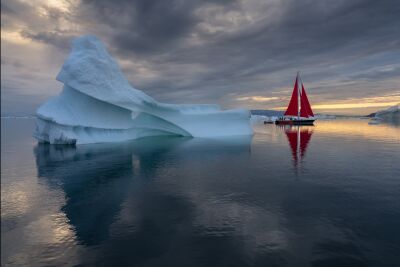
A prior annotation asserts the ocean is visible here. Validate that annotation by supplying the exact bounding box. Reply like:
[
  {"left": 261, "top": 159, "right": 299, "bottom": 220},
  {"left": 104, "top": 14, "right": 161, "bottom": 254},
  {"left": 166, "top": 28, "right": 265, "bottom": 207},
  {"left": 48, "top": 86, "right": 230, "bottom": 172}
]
[{"left": 1, "top": 118, "right": 399, "bottom": 266}]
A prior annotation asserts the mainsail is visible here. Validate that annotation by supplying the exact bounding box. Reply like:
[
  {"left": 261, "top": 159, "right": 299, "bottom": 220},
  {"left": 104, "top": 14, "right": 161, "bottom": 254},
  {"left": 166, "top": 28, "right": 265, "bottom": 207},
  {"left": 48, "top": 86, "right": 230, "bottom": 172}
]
[
  {"left": 284, "top": 76, "right": 299, "bottom": 116},
  {"left": 300, "top": 84, "right": 314, "bottom": 117}
]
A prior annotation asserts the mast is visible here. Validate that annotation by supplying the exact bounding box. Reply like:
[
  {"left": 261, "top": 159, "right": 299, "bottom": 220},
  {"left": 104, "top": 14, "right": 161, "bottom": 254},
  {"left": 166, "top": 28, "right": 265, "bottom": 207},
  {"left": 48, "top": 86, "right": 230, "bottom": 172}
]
[{"left": 297, "top": 71, "right": 300, "bottom": 120}]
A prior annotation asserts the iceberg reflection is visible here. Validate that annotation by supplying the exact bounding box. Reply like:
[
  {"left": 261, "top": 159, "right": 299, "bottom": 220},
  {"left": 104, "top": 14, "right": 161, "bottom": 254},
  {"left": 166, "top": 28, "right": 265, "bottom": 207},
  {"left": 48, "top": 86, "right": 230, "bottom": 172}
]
[{"left": 34, "top": 136, "right": 252, "bottom": 247}]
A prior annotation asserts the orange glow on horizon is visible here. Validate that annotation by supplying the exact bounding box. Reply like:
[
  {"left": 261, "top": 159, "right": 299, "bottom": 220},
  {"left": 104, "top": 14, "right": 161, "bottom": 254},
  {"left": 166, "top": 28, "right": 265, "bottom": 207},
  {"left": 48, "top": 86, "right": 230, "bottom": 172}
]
[{"left": 314, "top": 119, "right": 400, "bottom": 144}]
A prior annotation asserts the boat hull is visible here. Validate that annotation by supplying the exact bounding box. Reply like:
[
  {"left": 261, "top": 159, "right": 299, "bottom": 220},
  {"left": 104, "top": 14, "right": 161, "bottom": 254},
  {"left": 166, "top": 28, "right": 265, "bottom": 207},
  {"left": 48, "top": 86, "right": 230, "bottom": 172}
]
[{"left": 275, "top": 119, "right": 315, "bottom": 125}]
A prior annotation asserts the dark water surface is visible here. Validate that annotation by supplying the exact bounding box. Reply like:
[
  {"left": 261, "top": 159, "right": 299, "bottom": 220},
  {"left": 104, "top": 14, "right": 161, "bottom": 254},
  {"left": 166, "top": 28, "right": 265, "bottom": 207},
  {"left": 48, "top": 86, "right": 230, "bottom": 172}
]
[{"left": 1, "top": 118, "right": 399, "bottom": 267}]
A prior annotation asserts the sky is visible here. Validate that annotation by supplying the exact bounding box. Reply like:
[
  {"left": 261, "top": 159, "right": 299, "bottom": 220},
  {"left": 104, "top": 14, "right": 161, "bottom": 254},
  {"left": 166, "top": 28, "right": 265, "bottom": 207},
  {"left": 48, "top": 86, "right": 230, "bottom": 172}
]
[{"left": 1, "top": 0, "right": 400, "bottom": 116}]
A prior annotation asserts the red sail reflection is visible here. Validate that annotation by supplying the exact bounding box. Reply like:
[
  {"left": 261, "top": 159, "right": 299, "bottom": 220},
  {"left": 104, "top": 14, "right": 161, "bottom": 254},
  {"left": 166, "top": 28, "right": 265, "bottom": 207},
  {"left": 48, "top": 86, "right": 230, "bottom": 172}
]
[{"left": 282, "top": 126, "right": 314, "bottom": 166}]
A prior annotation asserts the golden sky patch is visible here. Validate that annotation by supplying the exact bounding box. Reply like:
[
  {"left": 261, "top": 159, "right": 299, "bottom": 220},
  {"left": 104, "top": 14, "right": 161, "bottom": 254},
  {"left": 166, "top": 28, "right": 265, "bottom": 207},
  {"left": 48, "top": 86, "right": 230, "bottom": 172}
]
[{"left": 1, "top": 31, "right": 32, "bottom": 45}]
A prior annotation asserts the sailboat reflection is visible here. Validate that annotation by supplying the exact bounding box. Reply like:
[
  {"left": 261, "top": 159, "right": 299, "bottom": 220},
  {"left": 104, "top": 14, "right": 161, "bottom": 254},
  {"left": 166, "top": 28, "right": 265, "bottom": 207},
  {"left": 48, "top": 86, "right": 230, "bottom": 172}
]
[{"left": 280, "top": 125, "right": 314, "bottom": 166}]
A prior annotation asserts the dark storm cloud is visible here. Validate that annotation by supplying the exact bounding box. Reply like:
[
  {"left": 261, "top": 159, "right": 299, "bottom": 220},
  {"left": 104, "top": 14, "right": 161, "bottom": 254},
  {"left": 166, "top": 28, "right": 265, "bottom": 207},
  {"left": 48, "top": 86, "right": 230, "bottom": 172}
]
[
  {"left": 82, "top": 0, "right": 199, "bottom": 53},
  {"left": 74, "top": 0, "right": 400, "bottom": 102},
  {"left": 79, "top": 0, "right": 399, "bottom": 59},
  {"left": 79, "top": 0, "right": 239, "bottom": 54},
  {"left": 347, "top": 66, "right": 400, "bottom": 82},
  {"left": 20, "top": 30, "right": 73, "bottom": 50}
]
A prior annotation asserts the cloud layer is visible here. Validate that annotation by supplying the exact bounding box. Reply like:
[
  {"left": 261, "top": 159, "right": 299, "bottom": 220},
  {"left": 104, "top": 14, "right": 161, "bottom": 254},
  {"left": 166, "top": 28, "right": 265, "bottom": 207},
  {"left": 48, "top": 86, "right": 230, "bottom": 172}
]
[{"left": 1, "top": 0, "right": 400, "bottom": 115}]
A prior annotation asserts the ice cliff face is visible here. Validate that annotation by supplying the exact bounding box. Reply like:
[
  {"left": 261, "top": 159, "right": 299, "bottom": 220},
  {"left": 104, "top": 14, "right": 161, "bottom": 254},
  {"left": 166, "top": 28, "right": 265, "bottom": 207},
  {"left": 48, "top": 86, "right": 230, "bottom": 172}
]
[{"left": 34, "top": 35, "right": 253, "bottom": 144}]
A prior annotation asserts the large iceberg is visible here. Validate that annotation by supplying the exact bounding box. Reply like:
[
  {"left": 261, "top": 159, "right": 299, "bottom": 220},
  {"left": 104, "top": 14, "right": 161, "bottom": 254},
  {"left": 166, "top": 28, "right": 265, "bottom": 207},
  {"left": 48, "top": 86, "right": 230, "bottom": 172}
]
[{"left": 34, "top": 36, "right": 253, "bottom": 144}]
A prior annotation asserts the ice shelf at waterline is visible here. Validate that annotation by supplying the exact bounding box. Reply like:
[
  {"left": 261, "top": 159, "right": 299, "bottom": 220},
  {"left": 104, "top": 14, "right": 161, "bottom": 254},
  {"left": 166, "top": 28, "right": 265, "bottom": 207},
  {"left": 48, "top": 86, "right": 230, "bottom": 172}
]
[{"left": 34, "top": 36, "right": 253, "bottom": 144}]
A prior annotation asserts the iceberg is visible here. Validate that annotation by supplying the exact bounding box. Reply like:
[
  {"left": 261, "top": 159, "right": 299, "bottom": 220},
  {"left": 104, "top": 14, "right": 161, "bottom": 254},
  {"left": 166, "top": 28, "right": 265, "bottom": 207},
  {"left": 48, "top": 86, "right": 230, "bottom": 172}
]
[
  {"left": 374, "top": 104, "right": 399, "bottom": 124},
  {"left": 250, "top": 115, "right": 278, "bottom": 124},
  {"left": 34, "top": 36, "right": 253, "bottom": 144}
]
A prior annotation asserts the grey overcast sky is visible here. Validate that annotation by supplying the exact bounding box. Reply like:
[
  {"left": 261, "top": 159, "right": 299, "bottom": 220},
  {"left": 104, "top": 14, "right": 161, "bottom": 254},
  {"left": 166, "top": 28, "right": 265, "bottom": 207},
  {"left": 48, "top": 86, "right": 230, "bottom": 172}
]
[{"left": 1, "top": 0, "right": 400, "bottom": 115}]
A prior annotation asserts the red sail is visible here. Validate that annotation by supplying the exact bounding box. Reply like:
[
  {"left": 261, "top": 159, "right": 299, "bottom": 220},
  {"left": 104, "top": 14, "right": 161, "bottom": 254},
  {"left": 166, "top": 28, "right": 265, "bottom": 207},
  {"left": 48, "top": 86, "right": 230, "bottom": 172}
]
[
  {"left": 284, "top": 77, "right": 299, "bottom": 116},
  {"left": 300, "top": 84, "right": 314, "bottom": 117}
]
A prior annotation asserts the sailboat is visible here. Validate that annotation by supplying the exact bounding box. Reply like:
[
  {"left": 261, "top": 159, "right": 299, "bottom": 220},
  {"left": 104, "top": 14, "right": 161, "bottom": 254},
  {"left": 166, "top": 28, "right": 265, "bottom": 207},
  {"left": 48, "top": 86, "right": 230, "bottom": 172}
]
[{"left": 275, "top": 72, "right": 315, "bottom": 125}]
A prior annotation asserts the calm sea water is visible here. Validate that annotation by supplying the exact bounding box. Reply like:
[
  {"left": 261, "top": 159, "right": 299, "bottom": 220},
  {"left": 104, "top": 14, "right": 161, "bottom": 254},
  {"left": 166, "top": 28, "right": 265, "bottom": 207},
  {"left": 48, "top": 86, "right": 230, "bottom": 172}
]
[{"left": 1, "top": 118, "right": 399, "bottom": 267}]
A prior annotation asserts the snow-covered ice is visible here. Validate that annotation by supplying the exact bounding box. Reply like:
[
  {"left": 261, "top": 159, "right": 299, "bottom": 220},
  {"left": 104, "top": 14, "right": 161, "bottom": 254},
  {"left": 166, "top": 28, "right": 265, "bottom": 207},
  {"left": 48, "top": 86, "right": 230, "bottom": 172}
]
[{"left": 34, "top": 36, "right": 253, "bottom": 144}]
